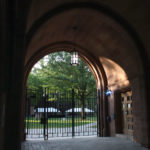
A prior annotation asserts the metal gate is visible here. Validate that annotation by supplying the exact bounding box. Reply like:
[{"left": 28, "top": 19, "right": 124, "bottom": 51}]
[{"left": 25, "top": 88, "right": 98, "bottom": 140}]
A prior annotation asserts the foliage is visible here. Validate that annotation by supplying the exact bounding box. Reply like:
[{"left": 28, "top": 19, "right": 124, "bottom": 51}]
[
  {"left": 27, "top": 51, "right": 96, "bottom": 93},
  {"left": 27, "top": 52, "right": 97, "bottom": 119}
]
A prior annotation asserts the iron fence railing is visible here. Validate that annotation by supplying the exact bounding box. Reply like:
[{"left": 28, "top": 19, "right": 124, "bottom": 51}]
[{"left": 25, "top": 88, "right": 98, "bottom": 140}]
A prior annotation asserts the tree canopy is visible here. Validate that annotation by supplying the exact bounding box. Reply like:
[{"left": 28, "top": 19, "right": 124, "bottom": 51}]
[
  {"left": 27, "top": 51, "right": 97, "bottom": 119},
  {"left": 27, "top": 51, "right": 96, "bottom": 93}
]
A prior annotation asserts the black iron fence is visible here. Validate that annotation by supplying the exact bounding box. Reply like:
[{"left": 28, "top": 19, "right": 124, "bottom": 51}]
[{"left": 25, "top": 88, "right": 98, "bottom": 140}]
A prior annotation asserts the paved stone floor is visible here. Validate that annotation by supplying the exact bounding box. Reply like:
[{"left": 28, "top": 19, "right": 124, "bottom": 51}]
[
  {"left": 25, "top": 122, "right": 97, "bottom": 139},
  {"left": 22, "top": 137, "right": 150, "bottom": 150}
]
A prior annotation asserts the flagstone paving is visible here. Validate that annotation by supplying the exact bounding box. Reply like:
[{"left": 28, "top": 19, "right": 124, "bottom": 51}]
[{"left": 22, "top": 137, "right": 150, "bottom": 150}]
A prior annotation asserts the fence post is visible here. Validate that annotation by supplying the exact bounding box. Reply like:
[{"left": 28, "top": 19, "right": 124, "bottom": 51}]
[
  {"left": 43, "top": 87, "right": 48, "bottom": 140},
  {"left": 26, "top": 88, "right": 29, "bottom": 135},
  {"left": 72, "top": 89, "right": 75, "bottom": 137},
  {"left": 97, "top": 89, "right": 100, "bottom": 137}
]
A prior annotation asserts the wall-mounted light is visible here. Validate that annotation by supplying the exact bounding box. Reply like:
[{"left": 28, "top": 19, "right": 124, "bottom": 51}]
[
  {"left": 105, "top": 90, "right": 113, "bottom": 96},
  {"left": 71, "top": 50, "right": 79, "bottom": 66}
]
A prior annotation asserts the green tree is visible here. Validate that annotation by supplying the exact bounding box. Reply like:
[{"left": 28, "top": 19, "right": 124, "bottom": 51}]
[{"left": 27, "top": 52, "right": 96, "bottom": 119}]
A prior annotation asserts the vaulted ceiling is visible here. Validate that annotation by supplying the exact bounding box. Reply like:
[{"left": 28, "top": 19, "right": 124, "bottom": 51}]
[{"left": 25, "top": 0, "right": 149, "bottom": 88}]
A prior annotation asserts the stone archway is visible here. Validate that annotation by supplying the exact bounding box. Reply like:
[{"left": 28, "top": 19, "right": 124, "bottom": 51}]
[
  {"left": 23, "top": 3, "right": 149, "bottom": 147},
  {"left": 23, "top": 43, "right": 108, "bottom": 139},
  {"left": 100, "top": 57, "right": 132, "bottom": 137}
]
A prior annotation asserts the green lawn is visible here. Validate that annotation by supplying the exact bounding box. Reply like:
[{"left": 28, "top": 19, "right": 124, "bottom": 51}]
[{"left": 25, "top": 117, "right": 97, "bottom": 129}]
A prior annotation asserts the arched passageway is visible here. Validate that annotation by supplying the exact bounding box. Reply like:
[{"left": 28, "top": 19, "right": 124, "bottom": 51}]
[
  {"left": 1, "top": 1, "right": 150, "bottom": 150},
  {"left": 24, "top": 47, "right": 134, "bottom": 141},
  {"left": 22, "top": 3, "right": 149, "bottom": 147},
  {"left": 24, "top": 51, "right": 100, "bottom": 140}
]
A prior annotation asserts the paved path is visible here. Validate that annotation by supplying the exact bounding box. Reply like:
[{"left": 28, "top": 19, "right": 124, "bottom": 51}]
[
  {"left": 26, "top": 122, "right": 97, "bottom": 139},
  {"left": 22, "top": 137, "right": 150, "bottom": 150}
]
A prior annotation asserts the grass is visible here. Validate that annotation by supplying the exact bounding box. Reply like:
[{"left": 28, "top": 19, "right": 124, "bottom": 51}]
[
  {"left": 91, "top": 125, "right": 97, "bottom": 128},
  {"left": 25, "top": 117, "right": 97, "bottom": 129}
]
